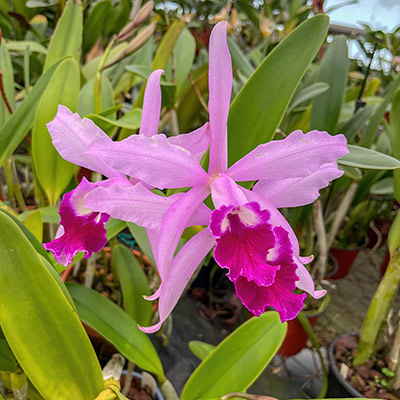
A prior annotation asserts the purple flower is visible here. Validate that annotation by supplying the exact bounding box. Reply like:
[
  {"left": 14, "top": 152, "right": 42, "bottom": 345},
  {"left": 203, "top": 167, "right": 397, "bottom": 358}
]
[
  {"left": 45, "top": 22, "right": 348, "bottom": 328},
  {"left": 82, "top": 22, "right": 348, "bottom": 330},
  {"left": 44, "top": 71, "right": 209, "bottom": 266}
]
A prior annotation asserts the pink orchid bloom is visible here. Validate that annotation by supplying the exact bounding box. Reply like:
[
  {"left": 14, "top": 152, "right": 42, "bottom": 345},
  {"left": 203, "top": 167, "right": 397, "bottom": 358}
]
[
  {"left": 78, "top": 21, "right": 349, "bottom": 330},
  {"left": 43, "top": 70, "right": 210, "bottom": 265}
]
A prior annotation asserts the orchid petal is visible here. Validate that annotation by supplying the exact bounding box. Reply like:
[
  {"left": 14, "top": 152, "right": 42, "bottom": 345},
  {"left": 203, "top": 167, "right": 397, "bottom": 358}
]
[
  {"left": 47, "top": 105, "right": 123, "bottom": 179},
  {"left": 140, "top": 228, "right": 215, "bottom": 333},
  {"left": 227, "top": 130, "right": 348, "bottom": 182},
  {"left": 156, "top": 185, "right": 210, "bottom": 279},
  {"left": 208, "top": 21, "right": 232, "bottom": 175},
  {"left": 253, "top": 161, "right": 344, "bottom": 208},
  {"left": 168, "top": 123, "right": 210, "bottom": 162},
  {"left": 140, "top": 69, "right": 164, "bottom": 137},
  {"left": 43, "top": 178, "right": 126, "bottom": 266},
  {"left": 85, "top": 183, "right": 211, "bottom": 231},
  {"left": 86, "top": 134, "right": 210, "bottom": 189},
  {"left": 294, "top": 256, "right": 326, "bottom": 299},
  {"left": 210, "top": 174, "right": 247, "bottom": 208}
]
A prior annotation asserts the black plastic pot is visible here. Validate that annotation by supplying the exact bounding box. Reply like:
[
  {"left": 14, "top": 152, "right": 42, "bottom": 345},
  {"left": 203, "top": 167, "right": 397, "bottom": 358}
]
[
  {"left": 327, "top": 334, "right": 364, "bottom": 398},
  {"left": 121, "top": 371, "right": 165, "bottom": 400}
]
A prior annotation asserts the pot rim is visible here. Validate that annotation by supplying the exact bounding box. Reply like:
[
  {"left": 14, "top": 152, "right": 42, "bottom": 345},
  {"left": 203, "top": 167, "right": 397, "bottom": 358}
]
[
  {"left": 328, "top": 333, "right": 364, "bottom": 398},
  {"left": 121, "top": 371, "right": 165, "bottom": 400}
]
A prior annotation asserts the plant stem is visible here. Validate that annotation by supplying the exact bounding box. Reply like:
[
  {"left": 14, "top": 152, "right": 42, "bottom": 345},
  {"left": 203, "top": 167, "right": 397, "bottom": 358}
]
[
  {"left": 160, "top": 379, "right": 179, "bottom": 400},
  {"left": 312, "top": 199, "right": 327, "bottom": 285},
  {"left": 354, "top": 253, "right": 400, "bottom": 366},
  {"left": 390, "top": 313, "right": 400, "bottom": 389},
  {"left": 326, "top": 181, "right": 358, "bottom": 249},
  {"left": 84, "top": 254, "right": 97, "bottom": 288},
  {"left": 121, "top": 361, "right": 135, "bottom": 395}
]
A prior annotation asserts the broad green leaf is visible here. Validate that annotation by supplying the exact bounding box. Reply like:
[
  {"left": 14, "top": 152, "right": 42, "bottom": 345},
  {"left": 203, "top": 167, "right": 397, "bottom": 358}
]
[
  {"left": 177, "top": 63, "right": 208, "bottom": 132},
  {"left": 40, "top": 255, "right": 78, "bottom": 313},
  {"left": 0, "top": 212, "right": 103, "bottom": 400},
  {"left": 310, "top": 35, "right": 348, "bottom": 133},
  {"left": 5, "top": 40, "right": 47, "bottom": 55},
  {"left": 172, "top": 28, "right": 196, "bottom": 96},
  {"left": 181, "top": 312, "right": 287, "bottom": 400},
  {"left": 0, "top": 333, "right": 18, "bottom": 373},
  {"left": 0, "top": 208, "right": 51, "bottom": 262},
  {"left": 361, "top": 74, "right": 400, "bottom": 148},
  {"left": 23, "top": 209, "right": 43, "bottom": 242},
  {"left": 390, "top": 89, "right": 400, "bottom": 202},
  {"left": 338, "top": 145, "right": 400, "bottom": 170},
  {"left": 227, "top": 36, "right": 254, "bottom": 80},
  {"left": 106, "top": 218, "right": 127, "bottom": 240},
  {"left": 339, "top": 165, "right": 362, "bottom": 180},
  {"left": 112, "top": 244, "right": 153, "bottom": 326},
  {"left": 43, "top": 0, "right": 83, "bottom": 71},
  {"left": 83, "top": 0, "right": 112, "bottom": 54},
  {"left": 32, "top": 58, "right": 80, "bottom": 205},
  {"left": 127, "top": 222, "right": 156, "bottom": 266},
  {"left": 0, "top": 58, "right": 65, "bottom": 167},
  {"left": 370, "top": 177, "right": 393, "bottom": 195},
  {"left": 87, "top": 108, "right": 142, "bottom": 130},
  {"left": 188, "top": 341, "right": 215, "bottom": 361},
  {"left": 20, "top": 206, "right": 59, "bottom": 224},
  {"left": 228, "top": 15, "right": 329, "bottom": 165},
  {"left": 287, "top": 82, "right": 329, "bottom": 115},
  {"left": 79, "top": 75, "right": 115, "bottom": 117},
  {"left": 0, "top": 39, "right": 15, "bottom": 126},
  {"left": 340, "top": 106, "right": 373, "bottom": 142},
  {"left": 66, "top": 283, "right": 165, "bottom": 382}
]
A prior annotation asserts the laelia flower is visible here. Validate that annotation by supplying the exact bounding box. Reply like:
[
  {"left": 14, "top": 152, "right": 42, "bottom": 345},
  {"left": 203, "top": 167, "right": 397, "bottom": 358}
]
[
  {"left": 80, "top": 21, "right": 348, "bottom": 331},
  {"left": 44, "top": 70, "right": 210, "bottom": 266}
]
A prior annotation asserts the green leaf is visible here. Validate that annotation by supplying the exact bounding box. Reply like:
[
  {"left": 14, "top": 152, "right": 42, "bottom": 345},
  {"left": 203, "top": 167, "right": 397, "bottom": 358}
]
[
  {"left": 87, "top": 108, "right": 142, "bottom": 130},
  {"left": 106, "top": 218, "right": 127, "bottom": 240},
  {"left": 66, "top": 283, "right": 165, "bottom": 382},
  {"left": 390, "top": 89, "right": 400, "bottom": 202},
  {"left": 310, "top": 35, "right": 348, "bottom": 133},
  {"left": 227, "top": 36, "right": 254, "bottom": 80},
  {"left": 338, "top": 145, "right": 400, "bottom": 170},
  {"left": 177, "top": 63, "right": 208, "bottom": 132},
  {"left": 134, "top": 20, "right": 187, "bottom": 107},
  {"left": 23, "top": 209, "right": 43, "bottom": 242},
  {"left": 361, "top": 74, "right": 400, "bottom": 148},
  {"left": 181, "top": 312, "right": 287, "bottom": 400},
  {"left": 79, "top": 75, "right": 115, "bottom": 117},
  {"left": 43, "top": 0, "right": 83, "bottom": 71},
  {"left": 32, "top": 58, "right": 80, "bottom": 205},
  {"left": 0, "top": 208, "right": 51, "bottom": 262},
  {"left": 0, "top": 334, "right": 18, "bottom": 373},
  {"left": 127, "top": 222, "right": 156, "bottom": 266},
  {"left": 227, "top": 15, "right": 329, "bottom": 166},
  {"left": 112, "top": 244, "right": 153, "bottom": 326},
  {"left": 188, "top": 340, "right": 215, "bottom": 361},
  {"left": 172, "top": 28, "right": 196, "bottom": 96},
  {"left": 287, "top": 82, "right": 329, "bottom": 115},
  {"left": 370, "top": 177, "right": 394, "bottom": 195},
  {"left": 0, "top": 58, "right": 65, "bottom": 167},
  {"left": 0, "top": 212, "right": 103, "bottom": 400},
  {"left": 5, "top": 40, "right": 47, "bottom": 55},
  {"left": 0, "top": 39, "right": 15, "bottom": 126},
  {"left": 340, "top": 106, "right": 373, "bottom": 142},
  {"left": 83, "top": 0, "right": 112, "bottom": 54}
]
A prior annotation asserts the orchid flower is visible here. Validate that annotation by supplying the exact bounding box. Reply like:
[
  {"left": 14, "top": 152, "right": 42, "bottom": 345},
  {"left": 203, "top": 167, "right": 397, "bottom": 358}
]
[
  {"left": 76, "top": 21, "right": 349, "bottom": 331},
  {"left": 44, "top": 70, "right": 210, "bottom": 266}
]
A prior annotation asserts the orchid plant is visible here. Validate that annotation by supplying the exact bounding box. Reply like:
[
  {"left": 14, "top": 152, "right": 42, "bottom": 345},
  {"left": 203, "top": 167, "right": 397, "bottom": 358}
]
[{"left": 43, "top": 21, "right": 348, "bottom": 332}]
